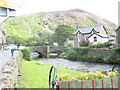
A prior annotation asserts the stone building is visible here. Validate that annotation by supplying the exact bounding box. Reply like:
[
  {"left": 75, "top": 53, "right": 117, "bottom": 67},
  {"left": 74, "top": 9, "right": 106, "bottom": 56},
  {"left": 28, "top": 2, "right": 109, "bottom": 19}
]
[
  {"left": 116, "top": 26, "right": 120, "bottom": 48},
  {"left": 0, "top": 26, "right": 6, "bottom": 49}
]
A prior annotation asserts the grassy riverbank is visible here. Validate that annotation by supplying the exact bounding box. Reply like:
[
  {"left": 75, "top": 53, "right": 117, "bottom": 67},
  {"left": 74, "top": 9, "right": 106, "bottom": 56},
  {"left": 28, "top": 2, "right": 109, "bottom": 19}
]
[{"left": 17, "top": 60, "right": 85, "bottom": 88}]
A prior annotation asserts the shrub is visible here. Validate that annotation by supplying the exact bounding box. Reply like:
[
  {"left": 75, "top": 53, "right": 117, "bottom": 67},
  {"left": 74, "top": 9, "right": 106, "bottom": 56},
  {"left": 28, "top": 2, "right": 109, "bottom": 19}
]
[
  {"left": 59, "top": 46, "right": 120, "bottom": 64},
  {"left": 66, "top": 48, "right": 77, "bottom": 60},
  {"left": 89, "top": 41, "right": 112, "bottom": 48},
  {"left": 73, "top": 47, "right": 89, "bottom": 55},
  {"left": 105, "top": 48, "right": 120, "bottom": 64},
  {"left": 21, "top": 48, "right": 31, "bottom": 61},
  {"left": 94, "top": 56, "right": 103, "bottom": 63}
]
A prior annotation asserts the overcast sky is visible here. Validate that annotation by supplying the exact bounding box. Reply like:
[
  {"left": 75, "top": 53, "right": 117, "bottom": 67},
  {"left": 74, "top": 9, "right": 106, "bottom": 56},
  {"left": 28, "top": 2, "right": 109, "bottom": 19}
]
[{"left": 16, "top": 0, "right": 119, "bottom": 25}]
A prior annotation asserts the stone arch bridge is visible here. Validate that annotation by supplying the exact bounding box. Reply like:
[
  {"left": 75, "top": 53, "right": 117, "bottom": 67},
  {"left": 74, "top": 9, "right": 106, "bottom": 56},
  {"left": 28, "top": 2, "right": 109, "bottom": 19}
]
[{"left": 29, "top": 46, "right": 63, "bottom": 58}]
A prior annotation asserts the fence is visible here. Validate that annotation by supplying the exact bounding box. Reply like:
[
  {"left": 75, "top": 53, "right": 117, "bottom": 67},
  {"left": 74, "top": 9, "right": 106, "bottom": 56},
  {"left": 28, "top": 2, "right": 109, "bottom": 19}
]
[{"left": 59, "top": 77, "right": 118, "bottom": 89}]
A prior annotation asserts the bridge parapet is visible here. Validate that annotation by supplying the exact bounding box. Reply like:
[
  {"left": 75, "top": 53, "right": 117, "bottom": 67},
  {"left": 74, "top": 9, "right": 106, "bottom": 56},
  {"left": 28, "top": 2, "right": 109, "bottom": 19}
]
[{"left": 29, "top": 46, "right": 63, "bottom": 58}]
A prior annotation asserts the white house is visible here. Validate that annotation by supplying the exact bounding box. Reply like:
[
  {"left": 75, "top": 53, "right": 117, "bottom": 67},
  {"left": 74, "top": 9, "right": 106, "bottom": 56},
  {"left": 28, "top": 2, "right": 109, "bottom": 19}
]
[{"left": 74, "top": 26, "right": 109, "bottom": 46}]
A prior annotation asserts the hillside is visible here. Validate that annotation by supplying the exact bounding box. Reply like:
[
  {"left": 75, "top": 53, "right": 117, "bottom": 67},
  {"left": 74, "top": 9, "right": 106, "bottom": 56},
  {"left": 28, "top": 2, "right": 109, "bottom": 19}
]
[
  {"left": 38, "top": 9, "right": 117, "bottom": 34},
  {"left": 4, "top": 9, "right": 117, "bottom": 45}
]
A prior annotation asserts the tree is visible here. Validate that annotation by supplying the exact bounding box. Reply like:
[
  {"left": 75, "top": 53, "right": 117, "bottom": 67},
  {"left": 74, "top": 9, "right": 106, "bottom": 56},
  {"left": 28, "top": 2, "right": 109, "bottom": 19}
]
[{"left": 53, "top": 25, "right": 74, "bottom": 46}]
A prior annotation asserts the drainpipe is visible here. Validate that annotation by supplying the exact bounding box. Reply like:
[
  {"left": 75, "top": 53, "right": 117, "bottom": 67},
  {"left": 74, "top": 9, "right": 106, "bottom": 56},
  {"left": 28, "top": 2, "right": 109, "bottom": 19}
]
[{"left": 118, "top": 2, "right": 120, "bottom": 89}]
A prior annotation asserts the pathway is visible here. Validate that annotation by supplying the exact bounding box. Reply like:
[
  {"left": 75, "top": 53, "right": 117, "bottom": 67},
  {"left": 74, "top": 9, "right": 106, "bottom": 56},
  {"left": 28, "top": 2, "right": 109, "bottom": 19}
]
[{"left": 0, "top": 50, "right": 18, "bottom": 71}]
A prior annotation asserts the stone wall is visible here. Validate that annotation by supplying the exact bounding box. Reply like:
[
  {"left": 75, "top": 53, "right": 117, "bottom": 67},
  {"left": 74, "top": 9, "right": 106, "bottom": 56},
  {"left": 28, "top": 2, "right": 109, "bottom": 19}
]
[
  {"left": 89, "top": 48, "right": 111, "bottom": 58},
  {"left": 0, "top": 52, "right": 22, "bottom": 89}
]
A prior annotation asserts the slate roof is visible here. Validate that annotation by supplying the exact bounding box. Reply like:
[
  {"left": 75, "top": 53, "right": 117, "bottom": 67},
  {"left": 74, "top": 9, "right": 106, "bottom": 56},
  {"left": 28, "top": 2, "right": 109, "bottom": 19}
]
[{"left": 74, "top": 26, "right": 107, "bottom": 34}]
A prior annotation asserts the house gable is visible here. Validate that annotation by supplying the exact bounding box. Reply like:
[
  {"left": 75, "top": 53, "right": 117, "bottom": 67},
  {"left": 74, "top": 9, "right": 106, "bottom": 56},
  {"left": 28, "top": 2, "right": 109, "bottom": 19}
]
[
  {"left": 88, "top": 33, "right": 108, "bottom": 39},
  {"left": 74, "top": 26, "right": 108, "bottom": 46},
  {"left": 75, "top": 26, "right": 107, "bottom": 34}
]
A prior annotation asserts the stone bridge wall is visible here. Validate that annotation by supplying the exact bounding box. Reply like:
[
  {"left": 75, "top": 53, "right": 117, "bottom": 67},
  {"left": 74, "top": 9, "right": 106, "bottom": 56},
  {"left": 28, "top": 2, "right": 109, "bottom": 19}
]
[
  {"left": 0, "top": 52, "right": 22, "bottom": 89},
  {"left": 29, "top": 46, "right": 47, "bottom": 57},
  {"left": 29, "top": 46, "right": 62, "bottom": 57}
]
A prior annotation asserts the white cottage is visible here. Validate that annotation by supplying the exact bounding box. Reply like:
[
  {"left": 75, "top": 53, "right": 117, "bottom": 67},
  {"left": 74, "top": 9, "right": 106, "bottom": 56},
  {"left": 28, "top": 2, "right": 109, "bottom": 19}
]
[{"left": 74, "top": 26, "right": 108, "bottom": 46}]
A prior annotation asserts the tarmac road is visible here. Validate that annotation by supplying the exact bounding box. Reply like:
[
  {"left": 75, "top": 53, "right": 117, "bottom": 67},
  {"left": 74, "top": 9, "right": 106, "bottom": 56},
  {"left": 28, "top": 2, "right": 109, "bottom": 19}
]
[{"left": 0, "top": 50, "right": 18, "bottom": 71}]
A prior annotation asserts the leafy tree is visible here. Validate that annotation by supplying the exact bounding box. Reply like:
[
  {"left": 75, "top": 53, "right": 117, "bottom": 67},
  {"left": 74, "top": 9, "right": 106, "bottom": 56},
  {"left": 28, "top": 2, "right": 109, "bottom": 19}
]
[
  {"left": 53, "top": 24, "right": 74, "bottom": 45},
  {"left": 21, "top": 48, "right": 31, "bottom": 61},
  {"left": 6, "top": 35, "right": 25, "bottom": 45}
]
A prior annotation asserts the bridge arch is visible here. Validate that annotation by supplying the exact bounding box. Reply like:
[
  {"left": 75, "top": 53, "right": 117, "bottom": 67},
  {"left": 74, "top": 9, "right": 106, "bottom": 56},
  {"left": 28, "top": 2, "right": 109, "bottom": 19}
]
[
  {"left": 34, "top": 51, "right": 44, "bottom": 58},
  {"left": 29, "top": 46, "right": 63, "bottom": 58}
]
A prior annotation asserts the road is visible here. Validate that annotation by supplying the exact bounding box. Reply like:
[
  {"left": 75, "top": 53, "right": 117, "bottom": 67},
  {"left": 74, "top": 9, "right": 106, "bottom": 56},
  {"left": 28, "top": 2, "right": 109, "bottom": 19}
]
[{"left": 0, "top": 50, "right": 18, "bottom": 71}]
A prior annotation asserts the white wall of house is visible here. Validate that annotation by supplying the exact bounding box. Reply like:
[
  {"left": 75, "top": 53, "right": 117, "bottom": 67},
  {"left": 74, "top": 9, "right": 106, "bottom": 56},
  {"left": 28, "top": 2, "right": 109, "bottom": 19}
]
[
  {"left": 99, "top": 27, "right": 108, "bottom": 37},
  {"left": 88, "top": 34, "right": 108, "bottom": 45}
]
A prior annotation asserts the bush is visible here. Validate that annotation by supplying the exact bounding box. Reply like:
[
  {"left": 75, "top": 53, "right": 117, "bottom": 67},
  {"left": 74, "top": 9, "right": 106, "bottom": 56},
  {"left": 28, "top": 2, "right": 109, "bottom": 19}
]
[
  {"left": 66, "top": 48, "right": 77, "bottom": 60},
  {"left": 89, "top": 41, "right": 112, "bottom": 48},
  {"left": 59, "top": 47, "right": 120, "bottom": 64},
  {"left": 21, "top": 48, "right": 31, "bottom": 61},
  {"left": 105, "top": 48, "right": 119, "bottom": 64},
  {"left": 77, "top": 55, "right": 93, "bottom": 62}
]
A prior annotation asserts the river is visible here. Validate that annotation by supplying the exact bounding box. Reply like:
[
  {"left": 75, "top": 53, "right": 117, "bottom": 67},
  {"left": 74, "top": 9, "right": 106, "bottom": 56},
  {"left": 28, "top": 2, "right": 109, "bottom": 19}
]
[{"left": 31, "top": 53, "right": 118, "bottom": 72}]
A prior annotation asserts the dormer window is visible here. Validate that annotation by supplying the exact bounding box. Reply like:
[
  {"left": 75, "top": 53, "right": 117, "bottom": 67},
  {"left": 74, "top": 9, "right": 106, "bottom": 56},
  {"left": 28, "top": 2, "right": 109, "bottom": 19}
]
[{"left": 94, "top": 37, "right": 97, "bottom": 42}]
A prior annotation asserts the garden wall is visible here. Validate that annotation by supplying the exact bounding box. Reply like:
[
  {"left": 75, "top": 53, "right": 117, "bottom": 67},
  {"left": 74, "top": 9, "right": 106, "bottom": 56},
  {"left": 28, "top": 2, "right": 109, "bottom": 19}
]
[{"left": 0, "top": 52, "right": 22, "bottom": 89}]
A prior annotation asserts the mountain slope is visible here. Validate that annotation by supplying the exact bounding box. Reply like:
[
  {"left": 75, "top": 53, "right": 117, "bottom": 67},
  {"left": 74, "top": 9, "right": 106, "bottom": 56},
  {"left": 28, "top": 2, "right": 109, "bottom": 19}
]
[
  {"left": 39, "top": 9, "right": 117, "bottom": 34},
  {"left": 4, "top": 9, "right": 117, "bottom": 45}
]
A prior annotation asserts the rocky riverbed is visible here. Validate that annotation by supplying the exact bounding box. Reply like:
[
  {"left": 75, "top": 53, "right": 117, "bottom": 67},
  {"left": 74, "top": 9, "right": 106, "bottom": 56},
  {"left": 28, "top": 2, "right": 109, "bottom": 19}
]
[{"left": 38, "top": 58, "right": 118, "bottom": 72}]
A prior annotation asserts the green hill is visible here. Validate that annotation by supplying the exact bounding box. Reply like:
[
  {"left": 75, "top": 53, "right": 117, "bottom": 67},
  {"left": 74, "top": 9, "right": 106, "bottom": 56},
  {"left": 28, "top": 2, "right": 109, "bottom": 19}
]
[{"left": 4, "top": 9, "right": 117, "bottom": 46}]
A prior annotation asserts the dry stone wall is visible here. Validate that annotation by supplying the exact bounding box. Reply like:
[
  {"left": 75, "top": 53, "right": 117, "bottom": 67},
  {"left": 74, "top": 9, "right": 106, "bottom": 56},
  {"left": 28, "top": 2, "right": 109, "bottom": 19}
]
[{"left": 0, "top": 52, "right": 21, "bottom": 89}]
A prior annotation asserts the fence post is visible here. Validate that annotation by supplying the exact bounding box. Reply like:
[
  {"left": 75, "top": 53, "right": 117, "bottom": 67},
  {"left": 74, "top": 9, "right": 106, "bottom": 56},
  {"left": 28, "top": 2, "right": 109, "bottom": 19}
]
[
  {"left": 92, "top": 79, "right": 96, "bottom": 90},
  {"left": 102, "top": 79, "right": 104, "bottom": 90},
  {"left": 82, "top": 81, "right": 84, "bottom": 90}
]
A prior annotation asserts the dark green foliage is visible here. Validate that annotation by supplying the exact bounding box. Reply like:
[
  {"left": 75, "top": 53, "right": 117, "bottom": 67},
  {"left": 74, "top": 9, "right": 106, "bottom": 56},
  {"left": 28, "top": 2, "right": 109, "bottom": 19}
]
[
  {"left": 93, "top": 56, "right": 103, "bottom": 63},
  {"left": 21, "top": 48, "right": 31, "bottom": 61},
  {"left": 62, "top": 47, "right": 90, "bottom": 61},
  {"left": 105, "top": 48, "right": 120, "bottom": 64},
  {"left": 59, "top": 47, "right": 120, "bottom": 64},
  {"left": 5, "top": 16, "right": 54, "bottom": 46},
  {"left": 66, "top": 48, "right": 77, "bottom": 60},
  {"left": 53, "top": 24, "right": 74, "bottom": 45},
  {"left": 89, "top": 42, "right": 112, "bottom": 48}
]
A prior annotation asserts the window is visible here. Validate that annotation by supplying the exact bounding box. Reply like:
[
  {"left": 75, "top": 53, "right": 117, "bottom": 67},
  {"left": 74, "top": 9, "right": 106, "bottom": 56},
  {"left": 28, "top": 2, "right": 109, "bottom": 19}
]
[{"left": 94, "top": 37, "right": 97, "bottom": 42}]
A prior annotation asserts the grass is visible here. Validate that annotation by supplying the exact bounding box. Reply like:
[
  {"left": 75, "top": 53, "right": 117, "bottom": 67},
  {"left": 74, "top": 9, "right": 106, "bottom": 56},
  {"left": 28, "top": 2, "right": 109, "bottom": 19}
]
[{"left": 17, "top": 60, "right": 85, "bottom": 88}]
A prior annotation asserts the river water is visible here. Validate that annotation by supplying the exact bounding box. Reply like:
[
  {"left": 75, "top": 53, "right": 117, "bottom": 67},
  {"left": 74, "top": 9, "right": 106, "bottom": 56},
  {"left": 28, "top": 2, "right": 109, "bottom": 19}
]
[
  {"left": 31, "top": 53, "right": 118, "bottom": 72},
  {"left": 38, "top": 58, "right": 118, "bottom": 72}
]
